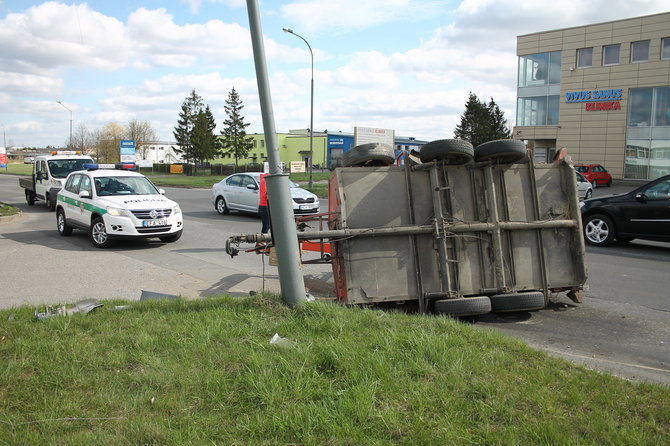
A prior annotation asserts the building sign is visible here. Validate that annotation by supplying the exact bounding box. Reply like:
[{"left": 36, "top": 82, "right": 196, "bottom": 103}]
[
  {"left": 290, "top": 161, "right": 306, "bottom": 173},
  {"left": 0, "top": 146, "right": 6, "bottom": 168},
  {"left": 354, "top": 126, "right": 395, "bottom": 147},
  {"left": 120, "top": 139, "right": 136, "bottom": 163},
  {"left": 565, "top": 88, "right": 623, "bottom": 112}
]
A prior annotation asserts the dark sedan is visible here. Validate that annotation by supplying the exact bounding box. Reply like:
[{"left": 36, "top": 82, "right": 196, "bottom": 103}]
[{"left": 580, "top": 174, "right": 670, "bottom": 246}]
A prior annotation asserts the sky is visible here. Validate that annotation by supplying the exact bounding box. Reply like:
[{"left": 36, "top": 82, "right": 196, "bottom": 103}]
[{"left": 1, "top": 1, "right": 669, "bottom": 149}]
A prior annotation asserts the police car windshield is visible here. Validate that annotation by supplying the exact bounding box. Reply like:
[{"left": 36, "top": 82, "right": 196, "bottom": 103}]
[
  {"left": 95, "top": 176, "right": 159, "bottom": 197},
  {"left": 48, "top": 158, "right": 94, "bottom": 178}
]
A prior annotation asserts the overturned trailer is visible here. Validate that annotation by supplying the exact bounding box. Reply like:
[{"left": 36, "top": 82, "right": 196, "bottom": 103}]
[{"left": 227, "top": 140, "right": 588, "bottom": 316}]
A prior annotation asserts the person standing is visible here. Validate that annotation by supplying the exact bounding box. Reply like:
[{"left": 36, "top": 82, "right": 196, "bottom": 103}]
[{"left": 258, "top": 173, "right": 270, "bottom": 234}]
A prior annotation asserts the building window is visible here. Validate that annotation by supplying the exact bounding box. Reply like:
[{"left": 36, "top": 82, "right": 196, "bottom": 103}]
[
  {"left": 516, "top": 95, "right": 560, "bottom": 126},
  {"left": 517, "top": 51, "right": 561, "bottom": 87},
  {"left": 603, "top": 44, "right": 620, "bottom": 66},
  {"left": 631, "top": 40, "right": 650, "bottom": 63},
  {"left": 253, "top": 140, "right": 257, "bottom": 148},
  {"left": 626, "top": 86, "right": 670, "bottom": 180},
  {"left": 654, "top": 86, "right": 670, "bottom": 126},
  {"left": 628, "top": 88, "right": 653, "bottom": 126},
  {"left": 662, "top": 38, "right": 670, "bottom": 60},
  {"left": 261, "top": 140, "right": 265, "bottom": 148},
  {"left": 577, "top": 48, "right": 593, "bottom": 68}
]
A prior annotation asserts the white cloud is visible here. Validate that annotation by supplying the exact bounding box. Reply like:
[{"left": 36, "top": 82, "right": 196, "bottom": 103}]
[
  {"left": 280, "top": 0, "right": 447, "bottom": 34},
  {"left": 0, "top": 71, "right": 63, "bottom": 96}
]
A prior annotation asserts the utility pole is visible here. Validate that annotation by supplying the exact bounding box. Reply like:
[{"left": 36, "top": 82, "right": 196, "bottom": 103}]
[
  {"left": 247, "top": 0, "right": 307, "bottom": 308},
  {"left": 282, "top": 27, "right": 314, "bottom": 189},
  {"left": 56, "top": 100, "right": 73, "bottom": 149}
]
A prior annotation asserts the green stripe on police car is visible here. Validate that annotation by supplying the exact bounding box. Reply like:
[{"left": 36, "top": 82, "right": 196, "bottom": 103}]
[{"left": 58, "top": 194, "right": 107, "bottom": 215}]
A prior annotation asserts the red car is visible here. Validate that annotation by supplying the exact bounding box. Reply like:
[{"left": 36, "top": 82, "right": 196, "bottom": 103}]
[{"left": 574, "top": 164, "right": 612, "bottom": 188}]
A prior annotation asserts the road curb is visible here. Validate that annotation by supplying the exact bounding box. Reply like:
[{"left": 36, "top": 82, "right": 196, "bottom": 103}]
[{"left": 0, "top": 211, "right": 23, "bottom": 225}]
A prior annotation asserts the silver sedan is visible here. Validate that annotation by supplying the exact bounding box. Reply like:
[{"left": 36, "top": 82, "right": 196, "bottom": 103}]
[{"left": 211, "top": 172, "right": 320, "bottom": 215}]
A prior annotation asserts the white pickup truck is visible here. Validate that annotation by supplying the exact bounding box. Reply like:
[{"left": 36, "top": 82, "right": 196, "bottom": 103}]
[{"left": 18, "top": 151, "right": 95, "bottom": 211}]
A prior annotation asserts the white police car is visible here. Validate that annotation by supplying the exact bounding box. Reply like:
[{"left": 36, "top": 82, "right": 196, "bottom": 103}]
[{"left": 55, "top": 164, "right": 183, "bottom": 248}]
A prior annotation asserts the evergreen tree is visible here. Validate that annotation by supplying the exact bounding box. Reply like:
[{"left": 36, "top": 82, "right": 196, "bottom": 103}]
[
  {"left": 454, "top": 92, "right": 511, "bottom": 147},
  {"left": 173, "top": 89, "right": 205, "bottom": 166},
  {"left": 220, "top": 87, "right": 253, "bottom": 167},
  {"left": 486, "top": 98, "right": 512, "bottom": 141},
  {"left": 191, "top": 106, "right": 221, "bottom": 166}
]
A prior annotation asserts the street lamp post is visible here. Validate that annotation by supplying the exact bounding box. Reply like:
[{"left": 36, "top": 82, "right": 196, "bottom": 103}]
[
  {"left": 56, "top": 100, "right": 73, "bottom": 149},
  {"left": 282, "top": 27, "right": 314, "bottom": 189}
]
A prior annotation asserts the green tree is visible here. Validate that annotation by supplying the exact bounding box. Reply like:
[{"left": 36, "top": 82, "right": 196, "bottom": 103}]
[
  {"left": 454, "top": 92, "right": 511, "bottom": 147},
  {"left": 190, "top": 106, "right": 220, "bottom": 166},
  {"left": 173, "top": 89, "right": 205, "bottom": 166},
  {"left": 220, "top": 87, "right": 253, "bottom": 167}
]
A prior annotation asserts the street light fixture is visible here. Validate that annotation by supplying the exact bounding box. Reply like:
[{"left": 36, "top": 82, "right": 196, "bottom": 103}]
[
  {"left": 56, "top": 100, "right": 73, "bottom": 149},
  {"left": 282, "top": 27, "right": 314, "bottom": 189}
]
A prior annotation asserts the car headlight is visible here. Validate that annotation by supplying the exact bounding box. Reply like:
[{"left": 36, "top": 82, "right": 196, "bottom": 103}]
[
  {"left": 106, "top": 206, "right": 131, "bottom": 217},
  {"left": 173, "top": 205, "right": 181, "bottom": 214},
  {"left": 50, "top": 178, "right": 62, "bottom": 187}
]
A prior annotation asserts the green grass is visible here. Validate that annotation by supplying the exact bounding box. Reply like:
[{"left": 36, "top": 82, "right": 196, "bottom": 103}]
[
  {"left": 1, "top": 295, "right": 668, "bottom": 445},
  {"left": 0, "top": 163, "right": 33, "bottom": 176},
  {"left": 0, "top": 202, "right": 20, "bottom": 217}
]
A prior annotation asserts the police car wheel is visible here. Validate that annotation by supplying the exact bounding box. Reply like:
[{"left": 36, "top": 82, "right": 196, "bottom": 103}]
[
  {"left": 56, "top": 209, "right": 72, "bottom": 236},
  {"left": 90, "top": 217, "right": 113, "bottom": 248}
]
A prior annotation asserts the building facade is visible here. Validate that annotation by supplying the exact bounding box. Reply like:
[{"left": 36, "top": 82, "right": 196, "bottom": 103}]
[
  {"left": 514, "top": 12, "right": 670, "bottom": 180},
  {"left": 214, "top": 130, "right": 427, "bottom": 169}
]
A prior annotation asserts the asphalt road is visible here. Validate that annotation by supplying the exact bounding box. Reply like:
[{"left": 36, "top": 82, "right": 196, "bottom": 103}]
[{"left": 1, "top": 174, "right": 669, "bottom": 386}]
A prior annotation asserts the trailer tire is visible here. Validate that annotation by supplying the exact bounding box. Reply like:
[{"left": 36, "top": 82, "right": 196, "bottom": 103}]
[
  {"left": 474, "top": 139, "right": 528, "bottom": 164},
  {"left": 419, "top": 139, "right": 474, "bottom": 164},
  {"left": 25, "top": 189, "right": 36, "bottom": 206},
  {"left": 343, "top": 143, "right": 395, "bottom": 167},
  {"left": 490, "top": 291, "right": 545, "bottom": 313},
  {"left": 434, "top": 296, "right": 491, "bottom": 317}
]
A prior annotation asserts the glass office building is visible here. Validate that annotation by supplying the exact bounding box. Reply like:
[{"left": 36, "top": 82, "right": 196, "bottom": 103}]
[{"left": 514, "top": 12, "right": 670, "bottom": 180}]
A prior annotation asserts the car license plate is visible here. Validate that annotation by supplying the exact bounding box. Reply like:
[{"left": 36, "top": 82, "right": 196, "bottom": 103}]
[
  {"left": 142, "top": 219, "right": 167, "bottom": 227},
  {"left": 299, "top": 205, "right": 313, "bottom": 210}
]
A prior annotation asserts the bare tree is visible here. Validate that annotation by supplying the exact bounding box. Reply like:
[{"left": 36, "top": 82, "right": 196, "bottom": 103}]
[
  {"left": 125, "top": 119, "right": 157, "bottom": 160},
  {"left": 94, "top": 122, "right": 126, "bottom": 163},
  {"left": 71, "top": 122, "right": 97, "bottom": 155}
]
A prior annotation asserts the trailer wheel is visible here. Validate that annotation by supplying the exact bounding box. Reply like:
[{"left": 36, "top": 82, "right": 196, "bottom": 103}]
[
  {"left": 434, "top": 296, "right": 491, "bottom": 317},
  {"left": 419, "top": 139, "right": 474, "bottom": 164},
  {"left": 474, "top": 139, "right": 528, "bottom": 164},
  {"left": 25, "top": 189, "right": 35, "bottom": 206},
  {"left": 343, "top": 143, "right": 395, "bottom": 167},
  {"left": 490, "top": 291, "right": 545, "bottom": 313}
]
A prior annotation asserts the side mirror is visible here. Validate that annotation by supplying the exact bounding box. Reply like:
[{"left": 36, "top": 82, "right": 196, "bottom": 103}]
[
  {"left": 79, "top": 190, "right": 91, "bottom": 199},
  {"left": 36, "top": 172, "right": 44, "bottom": 181},
  {"left": 247, "top": 184, "right": 258, "bottom": 190},
  {"left": 158, "top": 188, "right": 166, "bottom": 195},
  {"left": 635, "top": 192, "right": 647, "bottom": 204}
]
